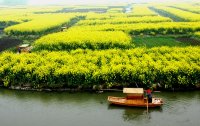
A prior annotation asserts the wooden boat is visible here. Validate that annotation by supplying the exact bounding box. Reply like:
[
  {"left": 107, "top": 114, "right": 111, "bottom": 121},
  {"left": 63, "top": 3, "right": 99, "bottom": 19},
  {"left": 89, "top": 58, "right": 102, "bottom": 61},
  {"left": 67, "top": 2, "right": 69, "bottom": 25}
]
[{"left": 108, "top": 88, "right": 163, "bottom": 107}]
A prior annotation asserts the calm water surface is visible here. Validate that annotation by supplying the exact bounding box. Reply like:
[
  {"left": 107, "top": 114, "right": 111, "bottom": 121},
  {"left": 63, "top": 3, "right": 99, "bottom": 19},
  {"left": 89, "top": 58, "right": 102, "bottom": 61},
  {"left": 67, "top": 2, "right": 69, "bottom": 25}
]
[{"left": 0, "top": 89, "right": 200, "bottom": 126}]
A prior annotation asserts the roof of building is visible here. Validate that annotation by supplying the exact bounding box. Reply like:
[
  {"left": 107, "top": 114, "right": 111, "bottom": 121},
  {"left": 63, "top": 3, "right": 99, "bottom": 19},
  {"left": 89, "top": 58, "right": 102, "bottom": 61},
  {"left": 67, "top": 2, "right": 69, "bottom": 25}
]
[{"left": 19, "top": 44, "right": 29, "bottom": 48}]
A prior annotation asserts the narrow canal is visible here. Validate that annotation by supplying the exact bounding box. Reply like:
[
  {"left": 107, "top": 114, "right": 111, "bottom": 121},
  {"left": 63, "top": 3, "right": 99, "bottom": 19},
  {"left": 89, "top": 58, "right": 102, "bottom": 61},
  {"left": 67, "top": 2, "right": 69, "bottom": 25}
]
[{"left": 0, "top": 89, "right": 199, "bottom": 126}]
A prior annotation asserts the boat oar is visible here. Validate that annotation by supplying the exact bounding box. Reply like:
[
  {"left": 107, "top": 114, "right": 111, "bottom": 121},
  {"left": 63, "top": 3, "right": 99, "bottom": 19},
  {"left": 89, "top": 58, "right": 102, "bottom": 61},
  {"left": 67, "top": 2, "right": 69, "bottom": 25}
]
[
  {"left": 146, "top": 97, "right": 148, "bottom": 113},
  {"left": 153, "top": 91, "right": 161, "bottom": 93}
]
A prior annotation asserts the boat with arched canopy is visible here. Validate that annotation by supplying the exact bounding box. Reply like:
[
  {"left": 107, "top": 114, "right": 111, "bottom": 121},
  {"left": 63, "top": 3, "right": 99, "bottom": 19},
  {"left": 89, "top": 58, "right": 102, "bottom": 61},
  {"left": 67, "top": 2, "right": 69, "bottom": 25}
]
[{"left": 108, "top": 88, "right": 163, "bottom": 107}]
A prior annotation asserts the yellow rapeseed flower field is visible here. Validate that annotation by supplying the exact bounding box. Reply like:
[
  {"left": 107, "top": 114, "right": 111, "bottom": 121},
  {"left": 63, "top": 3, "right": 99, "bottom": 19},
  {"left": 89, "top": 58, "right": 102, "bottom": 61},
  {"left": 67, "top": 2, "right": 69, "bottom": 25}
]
[
  {"left": 154, "top": 6, "right": 200, "bottom": 21},
  {"left": 0, "top": 47, "right": 199, "bottom": 88},
  {"left": 34, "top": 31, "right": 132, "bottom": 50},
  {"left": 4, "top": 13, "right": 81, "bottom": 35}
]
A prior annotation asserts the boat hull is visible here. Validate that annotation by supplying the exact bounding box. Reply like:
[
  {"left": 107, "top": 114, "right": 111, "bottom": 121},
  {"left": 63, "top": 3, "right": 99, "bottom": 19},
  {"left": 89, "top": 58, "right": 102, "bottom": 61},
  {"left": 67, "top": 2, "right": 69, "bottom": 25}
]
[{"left": 108, "top": 96, "right": 163, "bottom": 107}]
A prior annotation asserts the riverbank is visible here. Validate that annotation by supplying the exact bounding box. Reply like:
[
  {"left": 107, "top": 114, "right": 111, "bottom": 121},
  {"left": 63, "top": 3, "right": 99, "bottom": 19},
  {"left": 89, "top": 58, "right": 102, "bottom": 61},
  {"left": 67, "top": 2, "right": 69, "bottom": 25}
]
[{"left": 0, "top": 83, "right": 199, "bottom": 93}]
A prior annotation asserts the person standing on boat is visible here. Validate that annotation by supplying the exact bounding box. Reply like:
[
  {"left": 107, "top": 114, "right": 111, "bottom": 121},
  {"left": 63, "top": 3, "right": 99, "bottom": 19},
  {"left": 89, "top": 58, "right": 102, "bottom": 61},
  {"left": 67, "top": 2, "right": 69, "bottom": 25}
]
[{"left": 146, "top": 87, "right": 152, "bottom": 103}]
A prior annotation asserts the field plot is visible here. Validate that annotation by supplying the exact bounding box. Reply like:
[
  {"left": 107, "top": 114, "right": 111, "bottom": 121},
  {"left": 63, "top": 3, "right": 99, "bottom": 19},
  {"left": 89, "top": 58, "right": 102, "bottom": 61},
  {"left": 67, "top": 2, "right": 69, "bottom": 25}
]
[
  {"left": 76, "top": 6, "right": 172, "bottom": 26},
  {"left": 70, "top": 22, "right": 200, "bottom": 35},
  {"left": 107, "top": 8, "right": 124, "bottom": 13},
  {"left": 0, "top": 47, "right": 199, "bottom": 88},
  {"left": 169, "top": 4, "right": 200, "bottom": 14},
  {"left": 4, "top": 13, "right": 83, "bottom": 35},
  {"left": 0, "top": 6, "right": 66, "bottom": 26},
  {"left": 152, "top": 6, "right": 200, "bottom": 21},
  {"left": 0, "top": 9, "right": 32, "bottom": 26},
  {"left": 77, "top": 16, "right": 172, "bottom": 25},
  {"left": 60, "top": 6, "right": 109, "bottom": 13},
  {"left": 131, "top": 5, "right": 158, "bottom": 16},
  {"left": 84, "top": 13, "right": 135, "bottom": 20},
  {"left": 34, "top": 31, "right": 132, "bottom": 50}
]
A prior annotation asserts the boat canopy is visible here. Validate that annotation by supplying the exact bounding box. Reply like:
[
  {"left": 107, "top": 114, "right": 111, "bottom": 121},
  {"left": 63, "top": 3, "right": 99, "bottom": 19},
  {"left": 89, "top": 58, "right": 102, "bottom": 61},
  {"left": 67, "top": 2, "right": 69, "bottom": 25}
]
[
  {"left": 123, "top": 88, "right": 144, "bottom": 94},
  {"left": 123, "top": 88, "right": 144, "bottom": 98}
]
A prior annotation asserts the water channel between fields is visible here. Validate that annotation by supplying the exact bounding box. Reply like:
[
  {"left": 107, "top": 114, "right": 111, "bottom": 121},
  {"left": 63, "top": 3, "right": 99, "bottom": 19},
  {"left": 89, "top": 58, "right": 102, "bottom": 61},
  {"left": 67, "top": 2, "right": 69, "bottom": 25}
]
[{"left": 0, "top": 89, "right": 200, "bottom": 126}]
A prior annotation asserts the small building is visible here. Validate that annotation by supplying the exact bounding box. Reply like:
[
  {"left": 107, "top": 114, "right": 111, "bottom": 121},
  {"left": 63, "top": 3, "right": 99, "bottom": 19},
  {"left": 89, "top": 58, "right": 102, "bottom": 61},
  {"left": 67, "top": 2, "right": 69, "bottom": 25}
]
[
  {"left": 61, "top": 27, "right": 67, "bottom": 31},
  {"left": 17, "top": 44, "right": 32, "bottom": 53}
]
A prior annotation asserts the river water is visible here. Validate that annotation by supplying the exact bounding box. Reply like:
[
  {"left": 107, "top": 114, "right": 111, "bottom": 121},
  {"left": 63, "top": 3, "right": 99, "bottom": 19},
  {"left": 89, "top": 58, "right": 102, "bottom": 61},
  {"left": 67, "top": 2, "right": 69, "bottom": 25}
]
[{"left": 0, "top": 89, "right": 200, "bottom": 126}]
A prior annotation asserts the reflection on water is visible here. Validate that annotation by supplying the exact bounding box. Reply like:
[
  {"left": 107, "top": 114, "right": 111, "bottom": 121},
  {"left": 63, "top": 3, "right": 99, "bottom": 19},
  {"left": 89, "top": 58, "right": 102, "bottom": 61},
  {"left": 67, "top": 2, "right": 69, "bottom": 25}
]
[
  {"left": 108, "top": 104, "right": 163, "bottom": 122},
  {"left": 123, "top": 108, "right": 147, "bottom": 121},
  {"left": 0, "top": 89, "right": 200, "bottom": 126},
  {"left": 0, "top": 89, "right": 106, "bottom": 105}
]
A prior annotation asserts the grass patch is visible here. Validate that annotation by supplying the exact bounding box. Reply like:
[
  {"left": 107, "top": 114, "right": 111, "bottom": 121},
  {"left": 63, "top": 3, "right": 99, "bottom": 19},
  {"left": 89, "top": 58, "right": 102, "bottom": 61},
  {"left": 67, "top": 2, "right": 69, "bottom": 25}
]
[{"left": 133, "top": 36, "right": 192, "bottom": 48}]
